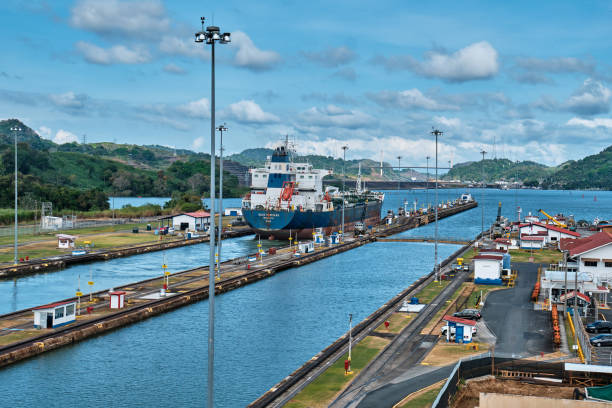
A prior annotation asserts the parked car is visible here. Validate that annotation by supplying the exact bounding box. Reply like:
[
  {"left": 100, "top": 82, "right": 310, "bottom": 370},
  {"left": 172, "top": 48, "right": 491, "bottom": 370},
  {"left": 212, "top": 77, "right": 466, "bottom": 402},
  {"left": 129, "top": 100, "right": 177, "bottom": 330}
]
[
  {"left": 441, "top": 325, "right": 477, "bottom": 337},
  {"left": 452, "top": 309, "right": 481, "bottom": 320},
  {"left": 462, "top": 265, "right": 469, "bottom": 272},
  {"left": 586, "top": 321, "right": 612, "bottom": 333},
  {"left": 590, "top": 334, "right": 612, "bottom": 347}
]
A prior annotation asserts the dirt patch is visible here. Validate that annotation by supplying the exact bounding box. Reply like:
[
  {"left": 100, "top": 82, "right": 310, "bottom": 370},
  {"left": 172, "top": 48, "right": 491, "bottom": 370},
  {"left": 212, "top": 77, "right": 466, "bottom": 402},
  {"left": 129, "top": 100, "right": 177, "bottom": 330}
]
[
  {"left": 452, "top": 378, "right": 576, "bottom": 408},
  {"left": 421, "top": 340, "right": 489, "bottom": 366}
]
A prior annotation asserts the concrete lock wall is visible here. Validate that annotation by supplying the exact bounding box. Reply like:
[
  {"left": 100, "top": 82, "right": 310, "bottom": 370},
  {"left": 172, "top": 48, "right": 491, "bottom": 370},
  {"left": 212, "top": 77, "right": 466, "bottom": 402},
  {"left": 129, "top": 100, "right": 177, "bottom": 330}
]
[{"left": 479, "top": 393, "right": 612, "bottom": 408}]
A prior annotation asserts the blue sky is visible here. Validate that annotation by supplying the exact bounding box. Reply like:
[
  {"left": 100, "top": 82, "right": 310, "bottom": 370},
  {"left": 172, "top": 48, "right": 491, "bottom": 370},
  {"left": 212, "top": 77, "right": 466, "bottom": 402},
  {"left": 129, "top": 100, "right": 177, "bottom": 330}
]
[{"left": 1, "top": 0, "right": 612, "bottom": 168}]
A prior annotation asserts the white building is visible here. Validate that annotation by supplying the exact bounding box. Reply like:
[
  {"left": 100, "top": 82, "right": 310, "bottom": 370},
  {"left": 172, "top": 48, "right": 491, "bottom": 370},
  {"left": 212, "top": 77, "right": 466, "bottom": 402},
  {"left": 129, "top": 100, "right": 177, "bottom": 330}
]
[
  {"left": 56, "top": 234, "right": 77, "bottom": 249},
  {"left": 520, "top": 235, "right": 545, "bottom": 250},
  {"left": 33, "top": 300, "right": 77, "bottom": 329},
  {"left": 519, "top": 222, "right": 580, "bottom": 245},
  {"left": 561, "top": 227, "right": 612, "bottom": 287},
  {"left": 473, "top": 254, "right": 503, "bottom": 284},
  {"left": 160, "top": 210, "right": 211, "bottom": 232}
]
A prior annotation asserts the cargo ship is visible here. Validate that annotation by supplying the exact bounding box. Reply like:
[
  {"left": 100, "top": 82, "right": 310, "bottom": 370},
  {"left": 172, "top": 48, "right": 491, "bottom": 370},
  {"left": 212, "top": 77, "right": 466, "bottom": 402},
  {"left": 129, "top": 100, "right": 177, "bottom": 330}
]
[{"left": 241, "top": 142, "right": 384, "bottom": 239}]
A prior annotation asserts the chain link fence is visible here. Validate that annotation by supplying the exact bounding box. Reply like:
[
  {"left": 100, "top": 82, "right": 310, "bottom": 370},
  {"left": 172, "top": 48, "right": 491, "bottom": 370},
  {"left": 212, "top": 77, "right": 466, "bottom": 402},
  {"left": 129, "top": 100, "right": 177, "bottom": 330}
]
[{"left": 571, "top": 307, "right": 592, "bottom": 364}]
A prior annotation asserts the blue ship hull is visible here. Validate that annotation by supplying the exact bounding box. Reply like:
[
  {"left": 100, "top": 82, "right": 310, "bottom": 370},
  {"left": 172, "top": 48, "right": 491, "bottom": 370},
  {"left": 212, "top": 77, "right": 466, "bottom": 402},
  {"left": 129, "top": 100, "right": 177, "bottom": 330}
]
[{"left": 243, "top": 201, "right": 382, "bottom": 239}]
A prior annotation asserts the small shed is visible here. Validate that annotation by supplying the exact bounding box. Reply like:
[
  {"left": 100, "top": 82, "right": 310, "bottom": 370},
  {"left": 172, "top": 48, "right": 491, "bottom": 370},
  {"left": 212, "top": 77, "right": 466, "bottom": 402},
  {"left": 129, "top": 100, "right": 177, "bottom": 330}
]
[
  {"left": 443, "top": 315, "right": 476, "bottom": 343},
  {"left": 520, "top": 235, "right": 545, "bottom": 249},
  {"left": 560, "top": 291, "right": 591, "bottom": 308},
  {"left": 298, "top": 241, "right": 314, "bottom": 254},
  {"left": 224, "top": 207, "right": 242, "bottom": 216},
  {"left": 473, "top": 254, "right": 503, "bottom": 285},
  {"left": 33, "top": 300, "right": 77, "bottom": 329},
  {"left": 494, "top": 238, "right": 511, "bottom": 251},
  {"left": 56, "top": 234, "right": 77, "bottom": 249},
  {"left": 109, "top": 291, "right": 126, "bottom": 309}
]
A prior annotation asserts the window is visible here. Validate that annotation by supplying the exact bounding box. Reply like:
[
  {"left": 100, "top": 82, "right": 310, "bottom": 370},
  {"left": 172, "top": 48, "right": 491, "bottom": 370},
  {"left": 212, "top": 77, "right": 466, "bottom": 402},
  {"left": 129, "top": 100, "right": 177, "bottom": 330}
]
[
  {"left": 584, "top": 260, "right": 598, "bottom": 267},
  {"left": 254, "top": 174, "right": 259, "bottom": 178},
  {"left": 606, "top": 262, "right": 612, "bottom": 268},
  {"left": 55, "top": 307, "right": 65, "bottom": 319},
  {"left": 550, "top": 236, "right": 557, "bottom": 241},
  {"left": 300, "top": 175, "right": 304, "bottom": 179},
  {"left": 65, "top": 304, "right": 75, "bottom": 316},
  {"left": 309, "top": 176, "right": 313, "bottom": 179}
]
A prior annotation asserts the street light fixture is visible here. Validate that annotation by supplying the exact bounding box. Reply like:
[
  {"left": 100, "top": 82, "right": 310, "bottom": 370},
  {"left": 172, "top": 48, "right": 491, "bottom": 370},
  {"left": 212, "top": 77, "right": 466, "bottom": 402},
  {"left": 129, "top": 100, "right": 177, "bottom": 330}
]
[
  {"left": 10, "top": 125, "right": 21, "bottom": 265},
  {"left": 431, "top": 129, "right": 443, "bottom": 281},
  {"left": 194, "top": 17, "right": 230, "bottom": 408},
  {"left": 341, "top": 145, "right": 348, "bottom": 241},
  {"left": 216, "top": 123, "right": 228, "bottom": 281}
]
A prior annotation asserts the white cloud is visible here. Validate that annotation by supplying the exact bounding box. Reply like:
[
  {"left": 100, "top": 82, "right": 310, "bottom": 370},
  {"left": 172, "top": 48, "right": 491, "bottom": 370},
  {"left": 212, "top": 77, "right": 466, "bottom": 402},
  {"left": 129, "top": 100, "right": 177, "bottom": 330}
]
[
  {"left": 231, "top": 31, "right": 281, "bottom": 71},
  {"left": 298, "top": 105, "right": 375, "bottom": 129},
  {"left": 37, "top": 126, "right": 52, "bottom": 139},
  {"left": 565, "top": 78, "right": 610, "bottom": 115},
  {"left": 49, "top": 92, "right": 87, "bottom": 109},
  {"left": 53, "top": 129, "right": 79, "bottom": 144},
  {"left": 378, "top": 41, "right": 499, "bottom": 82},
  {"left": 566, "top": 117, "right": 612, "bottom": 129},
  {"left": 76, "top": 41, "right": 151, "bottom": 65},
  {"left": 224, "top": 100, "right": 279, "bottom": 124},
  {"left": 70, "top": 0, "right": 169, "bottom": 37},
  {"left": 191, "top": 136, "right": 205, "bottom": 151},
  {"left": 163, "top": 63, "right": 186, "bottom": 75},
  {"left": 177, "top": 98, "right": 210, "bottom": 119},
  {"left": 302, "top": 46, "right": 357, "bottom": 67},
  {"left": 369, "top": 89, "right": 459, "bottom": 111},
  {"left": 434, "top": 116, "right": 462, "bottom": 128},
  {"left": 159, "top": 36, "right": 209, "bottom": 59}
]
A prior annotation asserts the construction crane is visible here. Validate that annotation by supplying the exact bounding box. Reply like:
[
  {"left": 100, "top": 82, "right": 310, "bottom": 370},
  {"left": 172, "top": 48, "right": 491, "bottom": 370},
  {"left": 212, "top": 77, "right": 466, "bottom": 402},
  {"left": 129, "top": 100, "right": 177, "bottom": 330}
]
[{"left": 538, "top": 209, "right": 567, "bottom": 228}]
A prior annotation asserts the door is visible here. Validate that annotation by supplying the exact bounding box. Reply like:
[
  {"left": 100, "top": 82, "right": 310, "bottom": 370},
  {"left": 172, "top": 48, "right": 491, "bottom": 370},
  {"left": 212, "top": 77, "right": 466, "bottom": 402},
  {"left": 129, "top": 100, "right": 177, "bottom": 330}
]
[
  {"left": 46, "top": 313, "right": 53, "bottom": 328},
  {"left": 456, "top": 326, "right": 464, "bottom": 343}
]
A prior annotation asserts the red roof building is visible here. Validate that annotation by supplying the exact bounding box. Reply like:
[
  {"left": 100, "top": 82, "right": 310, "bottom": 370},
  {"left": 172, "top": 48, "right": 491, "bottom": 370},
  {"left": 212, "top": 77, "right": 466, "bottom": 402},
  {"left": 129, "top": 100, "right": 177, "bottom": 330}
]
[
  {"left": 560, "top": 230, "right": 612, "bottom": 257},
  {"left": 443, "top": 315, "right": 477, "bottom": 326}
]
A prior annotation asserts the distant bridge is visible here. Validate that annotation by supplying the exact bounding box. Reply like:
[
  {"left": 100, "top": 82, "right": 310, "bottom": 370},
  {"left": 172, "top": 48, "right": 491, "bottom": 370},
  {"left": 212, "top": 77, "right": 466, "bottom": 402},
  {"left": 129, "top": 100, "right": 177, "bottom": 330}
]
[{"left": 376, "top": 237, "right": 471, "bottom": 245}]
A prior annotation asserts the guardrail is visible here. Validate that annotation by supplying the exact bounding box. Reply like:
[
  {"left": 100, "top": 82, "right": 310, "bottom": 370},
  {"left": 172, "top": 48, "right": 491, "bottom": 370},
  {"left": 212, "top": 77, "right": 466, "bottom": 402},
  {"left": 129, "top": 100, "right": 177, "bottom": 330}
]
[{"left": 571, "top": 307, "right": 591, "bottom": 364}]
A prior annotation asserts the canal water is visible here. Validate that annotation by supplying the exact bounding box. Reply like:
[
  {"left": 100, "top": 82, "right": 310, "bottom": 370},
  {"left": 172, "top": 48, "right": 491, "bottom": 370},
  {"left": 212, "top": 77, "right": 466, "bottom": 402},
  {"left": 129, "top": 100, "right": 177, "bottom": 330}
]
[
  {"left": 0, "top": 241, "right": 461, "bottom": 407},
  {"left": 1, "top": 189, "right": 610, "bottom": 407}
]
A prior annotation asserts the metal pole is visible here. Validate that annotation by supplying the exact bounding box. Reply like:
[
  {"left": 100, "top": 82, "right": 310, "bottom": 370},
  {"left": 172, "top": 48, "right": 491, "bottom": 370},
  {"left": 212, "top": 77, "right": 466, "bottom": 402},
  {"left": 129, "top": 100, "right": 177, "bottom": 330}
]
[
  {"left": 341, "top": 145, "right": 348, "bottom": 240},
  {"left": 397, "top": 156, "right": 402, "bottom": 191},
  {"left": 564, "top": 250, "right": 568, "bottom": 311},
  {"left": 426, "top": 156, "right": 430, "bottom": 210},
  {"left": 348, "top": 313, "right": 353, "bottom": 371},
  {"left": 480, "top": 150, "right": 487, "bottom": 238},
  {"left": 432, "top": 129, "right": 442, "bottom": 281},
  {"left": 11, "top": 126, "right": 20, "bottom": 265},
  {"left": 208, "top": 37, "right": 216, "bottom": 408},
  {"left": 216, "top": 124, "right": 227, "bottom": 280}
]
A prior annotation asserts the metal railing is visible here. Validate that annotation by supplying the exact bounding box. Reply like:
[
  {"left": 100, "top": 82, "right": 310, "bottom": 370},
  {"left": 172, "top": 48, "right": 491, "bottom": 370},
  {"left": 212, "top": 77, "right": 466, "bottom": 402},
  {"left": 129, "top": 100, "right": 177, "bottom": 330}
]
[{"left": 571, "top": 307, "right": 592, "bottom": 364}]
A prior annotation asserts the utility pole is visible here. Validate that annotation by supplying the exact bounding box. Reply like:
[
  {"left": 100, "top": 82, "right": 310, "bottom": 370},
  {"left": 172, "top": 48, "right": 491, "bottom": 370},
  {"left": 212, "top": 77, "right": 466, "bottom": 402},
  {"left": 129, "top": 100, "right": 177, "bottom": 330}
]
[
  {"left": 480, "top": 150, "right": 487, "bottom": 238},
  {"left": 397, "top": 156, "right": 402, "bottom": 191},
  {"left": 10, "top": 125, "right": 21, "bottom": 265},
  {"left": 426, "top": 156, "right": 430, "bottom": 209},
  {"left": 216, "top": 123, "right": 228, "bottom": 280},
  {"left": 341, "top": 145, "right": 348, "bottom": 241},
  {"left": 432, "top": 129, "right": 443, "bottom": 281}
]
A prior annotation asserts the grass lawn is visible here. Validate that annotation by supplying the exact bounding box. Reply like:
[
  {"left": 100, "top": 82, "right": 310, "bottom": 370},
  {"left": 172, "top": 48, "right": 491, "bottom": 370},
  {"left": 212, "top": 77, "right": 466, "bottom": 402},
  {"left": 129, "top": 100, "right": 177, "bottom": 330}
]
[
  {"left": 395, "top": 381, "right": 445, "bottom": 408},
  {"left": 421, "top": 340, "right": 489, "bottom": 366},
  {"left": 415, "top": 280, "right": 451, "bottom": 304},
  {"left": 460, "top": 247, "right": 477, "bottom": 264},
  {"left": 375, "top": 312, "right": 414, "bottom": 334},
  {"left": 509, "top": 248, "right": 563, "bottom": 264},
  {"left": 286, "top": 336, "right": 389, "bottom": 408},
  {"left": 0, "top": 330, "right": 42, "bottom": 346}
]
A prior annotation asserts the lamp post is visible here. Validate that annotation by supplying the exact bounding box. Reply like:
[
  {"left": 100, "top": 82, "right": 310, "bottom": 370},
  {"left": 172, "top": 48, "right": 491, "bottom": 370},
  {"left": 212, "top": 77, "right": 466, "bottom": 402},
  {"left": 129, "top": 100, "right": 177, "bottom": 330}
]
[
  {"left": 347, "top": 313, "right": 353, "bottom": 374},
  {"left": 10, "top": 125, "right": 21, "bottom": 265},
  {"left": 341, "top": 145, "right": 348, "bottom": 241},
  {"left": 195, "top": 17, "right": 230, "bottom": 408},
  {"left": 397, "top": 156, "right": 402, "bottom": 191},
  {"left": 480, "top": 150, "right": 487, "bottom": 238},
  {"left": 216, "top": 123, "right": 228, "bottom": 281},
  {"left": 426, "top": 156, "right": 430, "bottom": 210},
  {"left": 431, "top": 129, "right": 443, "bottom": 281}
]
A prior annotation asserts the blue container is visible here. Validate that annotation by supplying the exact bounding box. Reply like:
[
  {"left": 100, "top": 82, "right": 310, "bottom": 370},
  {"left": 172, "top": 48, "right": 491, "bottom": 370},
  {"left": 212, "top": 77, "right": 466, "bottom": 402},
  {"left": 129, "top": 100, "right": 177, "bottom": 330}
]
[{"left": 503, "top": 253, "right": 511, "bottom": 269}]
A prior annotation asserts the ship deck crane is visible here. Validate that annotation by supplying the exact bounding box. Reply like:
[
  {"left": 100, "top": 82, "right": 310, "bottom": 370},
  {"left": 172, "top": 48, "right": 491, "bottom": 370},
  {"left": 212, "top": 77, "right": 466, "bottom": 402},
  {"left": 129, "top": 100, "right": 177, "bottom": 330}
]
[{"left": 538, "top": 209, "right": 567, "bottom": 228}]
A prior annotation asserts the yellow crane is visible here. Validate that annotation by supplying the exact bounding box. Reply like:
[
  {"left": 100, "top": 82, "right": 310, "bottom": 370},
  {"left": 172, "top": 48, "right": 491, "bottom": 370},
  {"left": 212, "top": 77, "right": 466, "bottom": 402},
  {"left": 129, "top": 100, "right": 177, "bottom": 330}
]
[{"left": 538, "top": 209, "right": 567, "bottom": 228}]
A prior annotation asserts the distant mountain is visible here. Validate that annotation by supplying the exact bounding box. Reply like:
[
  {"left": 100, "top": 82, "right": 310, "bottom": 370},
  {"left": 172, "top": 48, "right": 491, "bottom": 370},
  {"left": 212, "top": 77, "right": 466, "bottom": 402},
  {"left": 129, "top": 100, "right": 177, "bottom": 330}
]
[
  {"left": 226, "top": 148, "right": 427, "bottom": 181},
  {"left": 443, "top": 158, "right": 552, "bottom": 184},
  {"left": 0, "top": 119, "right": 247, "bottom": 211},
  {"left": 547, "top": 146, "right": 612, "bottom": 190}
]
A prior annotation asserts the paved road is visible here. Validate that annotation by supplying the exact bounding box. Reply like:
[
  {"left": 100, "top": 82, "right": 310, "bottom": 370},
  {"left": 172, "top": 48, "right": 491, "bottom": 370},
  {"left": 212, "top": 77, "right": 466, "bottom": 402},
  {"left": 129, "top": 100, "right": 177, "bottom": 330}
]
[{"left": 481, "top": 262, "right": 553, "bottom": 356}]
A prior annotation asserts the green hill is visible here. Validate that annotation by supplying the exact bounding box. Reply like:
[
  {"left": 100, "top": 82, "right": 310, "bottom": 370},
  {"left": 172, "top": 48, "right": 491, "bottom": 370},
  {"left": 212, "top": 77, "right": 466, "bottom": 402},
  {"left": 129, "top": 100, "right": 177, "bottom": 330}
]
[
  {"left": 0, "top": 119, "right": 246, "bottom": 211},
  {"left": 443, "top": 158, "right": 553, "bottom": 184},
  {"left": 546, "top": 146, "right": 612, "bottom": 190}
]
